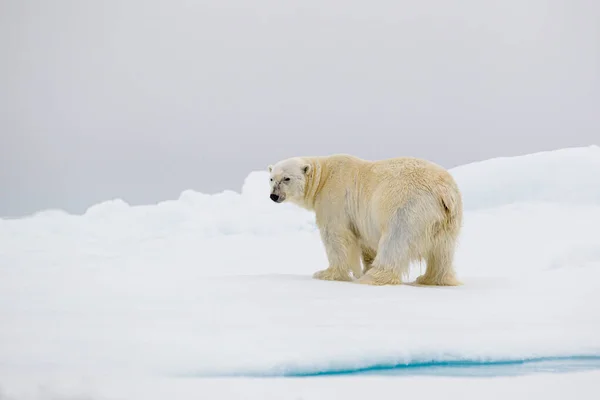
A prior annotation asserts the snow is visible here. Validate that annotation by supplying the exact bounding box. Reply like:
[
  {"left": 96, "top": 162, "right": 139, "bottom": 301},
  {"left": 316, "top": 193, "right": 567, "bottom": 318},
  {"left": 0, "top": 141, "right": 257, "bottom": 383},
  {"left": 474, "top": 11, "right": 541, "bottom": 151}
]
[
  {"left": 452, "top": 145, "right": 600, "bottom": 211},
  {"left": 1, "top": 146, "right": 600, "bottom": 399},
  {"left": 2, "top": 371, "right": 600, "bottom": 400}
]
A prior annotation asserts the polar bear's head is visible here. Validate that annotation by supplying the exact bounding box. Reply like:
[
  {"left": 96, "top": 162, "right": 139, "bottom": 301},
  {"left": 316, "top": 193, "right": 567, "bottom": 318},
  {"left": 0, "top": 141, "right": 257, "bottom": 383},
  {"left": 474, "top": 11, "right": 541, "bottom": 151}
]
[{"left": 267, "top": 157, "right": 312, "bottom": 205}]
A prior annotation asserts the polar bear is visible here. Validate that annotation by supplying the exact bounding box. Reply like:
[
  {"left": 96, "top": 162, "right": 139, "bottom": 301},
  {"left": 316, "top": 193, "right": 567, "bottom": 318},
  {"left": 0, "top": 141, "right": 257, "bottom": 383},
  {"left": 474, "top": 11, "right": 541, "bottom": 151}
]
[{"left": 267, "top": 154, "right": 463, "bottom": 286}]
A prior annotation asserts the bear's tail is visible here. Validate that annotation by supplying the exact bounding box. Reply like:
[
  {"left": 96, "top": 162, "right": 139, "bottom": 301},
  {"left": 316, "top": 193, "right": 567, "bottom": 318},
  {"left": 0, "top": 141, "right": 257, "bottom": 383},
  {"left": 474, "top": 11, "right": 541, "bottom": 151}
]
[{"left": 437, "top": 184, "right": 463, "bottom": 232}]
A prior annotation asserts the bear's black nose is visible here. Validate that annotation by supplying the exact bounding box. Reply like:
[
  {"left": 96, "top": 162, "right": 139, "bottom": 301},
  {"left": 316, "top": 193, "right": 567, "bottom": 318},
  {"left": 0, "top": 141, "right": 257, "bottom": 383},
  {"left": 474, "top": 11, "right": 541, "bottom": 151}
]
[{"left": 270, "top": 194, "right": 280, "bottom": 202}]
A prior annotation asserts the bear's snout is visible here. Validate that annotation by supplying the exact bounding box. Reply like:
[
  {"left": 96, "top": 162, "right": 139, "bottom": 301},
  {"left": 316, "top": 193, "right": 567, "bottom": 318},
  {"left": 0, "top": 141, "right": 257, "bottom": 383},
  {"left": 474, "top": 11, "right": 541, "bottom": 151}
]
[{"left": 270, "top": 193, "right": 281, "bottom": 202}]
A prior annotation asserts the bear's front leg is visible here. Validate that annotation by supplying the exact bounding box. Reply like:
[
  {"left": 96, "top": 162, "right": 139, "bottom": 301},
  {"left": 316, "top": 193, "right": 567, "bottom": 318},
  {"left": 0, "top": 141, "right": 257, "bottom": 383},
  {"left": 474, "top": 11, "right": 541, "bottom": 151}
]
[{"left": 312, "top": 227, "right": 361, "bottom": 282}]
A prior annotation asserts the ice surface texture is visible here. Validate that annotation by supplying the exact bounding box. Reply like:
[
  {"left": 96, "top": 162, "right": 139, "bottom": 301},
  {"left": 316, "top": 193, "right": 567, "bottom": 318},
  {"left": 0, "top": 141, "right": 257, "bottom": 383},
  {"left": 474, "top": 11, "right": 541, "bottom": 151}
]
[{"left": 0, "top": 146, "right": 599, "bottom": 382}]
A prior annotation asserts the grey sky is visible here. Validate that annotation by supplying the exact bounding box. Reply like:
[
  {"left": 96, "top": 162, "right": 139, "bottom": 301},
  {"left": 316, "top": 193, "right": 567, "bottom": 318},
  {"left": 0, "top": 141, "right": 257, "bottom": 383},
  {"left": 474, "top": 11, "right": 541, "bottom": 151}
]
[{"left": 1, "top": 0, "right": 599, "bottom": 217}]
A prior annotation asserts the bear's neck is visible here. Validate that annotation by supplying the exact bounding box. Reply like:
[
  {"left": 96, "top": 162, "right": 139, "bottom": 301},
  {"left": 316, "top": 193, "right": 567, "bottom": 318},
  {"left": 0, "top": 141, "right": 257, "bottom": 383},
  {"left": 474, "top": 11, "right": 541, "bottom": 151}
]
[{"left": 303, "top": 158, "right": 328, "bottom": 210}]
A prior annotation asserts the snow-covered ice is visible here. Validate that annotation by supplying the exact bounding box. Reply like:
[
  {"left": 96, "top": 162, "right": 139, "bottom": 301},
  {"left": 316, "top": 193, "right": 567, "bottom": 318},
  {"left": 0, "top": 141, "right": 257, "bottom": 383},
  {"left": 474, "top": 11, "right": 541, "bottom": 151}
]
[{"left": 1, "top": 146, "right": 600, "bottom": 399}]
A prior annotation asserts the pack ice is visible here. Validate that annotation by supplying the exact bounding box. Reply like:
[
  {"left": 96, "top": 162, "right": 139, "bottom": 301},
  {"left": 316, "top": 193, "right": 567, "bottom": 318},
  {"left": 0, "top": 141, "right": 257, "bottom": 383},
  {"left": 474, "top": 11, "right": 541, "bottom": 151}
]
[{"left": 1, "top": 146, "right": 599, "bottom": 379}]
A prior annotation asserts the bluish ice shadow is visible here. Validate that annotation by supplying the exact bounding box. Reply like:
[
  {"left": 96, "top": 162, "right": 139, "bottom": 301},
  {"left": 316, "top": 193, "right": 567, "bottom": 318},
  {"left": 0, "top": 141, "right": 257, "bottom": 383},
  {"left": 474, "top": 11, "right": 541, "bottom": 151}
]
[
  {"left": 176, "top": 355, "right": 600, "bottom": 379},
  {"left": 288, "top": 356, "right": 600, "bottom": 378}
]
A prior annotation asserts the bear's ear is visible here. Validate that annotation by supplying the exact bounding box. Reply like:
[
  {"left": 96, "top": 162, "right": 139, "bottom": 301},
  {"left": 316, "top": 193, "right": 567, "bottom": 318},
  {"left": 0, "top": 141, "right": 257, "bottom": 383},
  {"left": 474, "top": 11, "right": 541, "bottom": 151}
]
[
  {"left": 267, "top": 165, "right": 273, "bottom": 173},
  {"left": 302, "top": 164, "right": 311, "bottom": 175}
]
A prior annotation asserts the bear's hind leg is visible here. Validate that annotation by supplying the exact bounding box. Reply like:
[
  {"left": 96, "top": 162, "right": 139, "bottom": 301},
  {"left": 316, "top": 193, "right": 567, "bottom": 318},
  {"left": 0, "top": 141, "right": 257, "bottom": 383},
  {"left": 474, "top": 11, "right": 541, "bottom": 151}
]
[
  {"left": 416, "top": 236, "right": 461, "bottom": 286},
  {"left": 356, "top": 202, "right": 428, "bottom": 286},
  {"left": 355, "top": 232, "right": 409, "bottom": 286}
]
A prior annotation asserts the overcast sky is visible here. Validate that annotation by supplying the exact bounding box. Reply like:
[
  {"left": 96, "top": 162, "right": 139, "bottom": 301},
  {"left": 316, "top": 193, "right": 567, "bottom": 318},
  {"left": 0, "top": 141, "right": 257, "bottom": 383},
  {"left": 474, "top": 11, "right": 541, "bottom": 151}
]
[{"left": 1, "top": 0, "right": 599, "bottom": 217}]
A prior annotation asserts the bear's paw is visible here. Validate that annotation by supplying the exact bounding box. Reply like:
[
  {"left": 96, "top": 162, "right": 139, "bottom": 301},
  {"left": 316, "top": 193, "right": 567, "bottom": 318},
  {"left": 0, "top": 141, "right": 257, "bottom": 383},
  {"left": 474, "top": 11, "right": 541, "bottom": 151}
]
[{"left": 312, "top": 268, "right": 353, "bottom": 282}]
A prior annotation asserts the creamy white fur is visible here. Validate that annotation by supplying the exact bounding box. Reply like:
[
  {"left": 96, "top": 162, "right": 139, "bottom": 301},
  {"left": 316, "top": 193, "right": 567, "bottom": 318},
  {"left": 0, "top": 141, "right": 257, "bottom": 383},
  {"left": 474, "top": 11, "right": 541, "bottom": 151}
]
[{"left": 268, "top": 154, "right": 463, "bottom": 286}]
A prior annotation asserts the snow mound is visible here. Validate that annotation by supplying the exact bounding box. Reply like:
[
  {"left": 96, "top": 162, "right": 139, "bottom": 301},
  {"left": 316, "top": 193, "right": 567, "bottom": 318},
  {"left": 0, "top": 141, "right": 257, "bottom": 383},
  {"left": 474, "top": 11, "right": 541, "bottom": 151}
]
[
  {"left": 452, "top": 145, "right": 600, "bottom": 211},
  {"left": 241, "top": 171, "right": 272, "bottom": 203}
]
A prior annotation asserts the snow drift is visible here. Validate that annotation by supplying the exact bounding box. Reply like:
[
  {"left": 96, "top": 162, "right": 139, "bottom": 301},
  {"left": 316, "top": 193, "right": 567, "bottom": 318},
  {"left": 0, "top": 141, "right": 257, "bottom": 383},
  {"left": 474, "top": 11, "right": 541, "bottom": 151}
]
[{"left": 1, "top": 146, "right": 599, "bottom": 384}]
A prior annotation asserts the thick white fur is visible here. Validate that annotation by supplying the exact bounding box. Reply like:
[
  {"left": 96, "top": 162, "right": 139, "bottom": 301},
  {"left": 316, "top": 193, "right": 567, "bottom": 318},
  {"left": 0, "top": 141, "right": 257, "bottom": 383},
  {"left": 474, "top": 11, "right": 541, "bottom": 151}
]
[{"left": 268, "top": 154, "right": 463, "bottom": 286}]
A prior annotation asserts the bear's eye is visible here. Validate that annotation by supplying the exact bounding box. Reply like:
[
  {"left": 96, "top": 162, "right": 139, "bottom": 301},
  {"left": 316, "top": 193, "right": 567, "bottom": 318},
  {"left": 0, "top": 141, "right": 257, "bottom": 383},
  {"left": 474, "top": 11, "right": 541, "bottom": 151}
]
[
  {"left": 284, "top": 177, "right": 291, "bottom": 182},
  {"left": 270, "top": 178, "right": 273, "bottom": 182}
]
